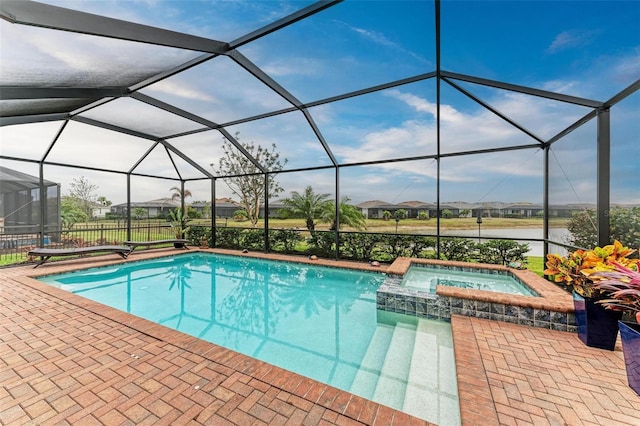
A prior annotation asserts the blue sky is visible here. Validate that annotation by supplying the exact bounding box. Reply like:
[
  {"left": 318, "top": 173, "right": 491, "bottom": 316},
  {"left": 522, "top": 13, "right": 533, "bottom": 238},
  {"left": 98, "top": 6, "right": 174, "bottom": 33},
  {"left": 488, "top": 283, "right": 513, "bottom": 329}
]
[{"left": 1, "top": 0, "right": 638, "bottom": 206}]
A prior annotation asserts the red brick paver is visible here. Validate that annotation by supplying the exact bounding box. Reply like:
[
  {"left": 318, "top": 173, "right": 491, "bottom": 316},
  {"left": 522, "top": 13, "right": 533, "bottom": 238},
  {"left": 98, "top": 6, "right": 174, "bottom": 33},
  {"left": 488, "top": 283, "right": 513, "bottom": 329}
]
[
  {"left": 452, "top": 315, "right": 640, "bottom": 425},
  {"left": 2, "top": 249, "right": 639, "bottom": 425}
]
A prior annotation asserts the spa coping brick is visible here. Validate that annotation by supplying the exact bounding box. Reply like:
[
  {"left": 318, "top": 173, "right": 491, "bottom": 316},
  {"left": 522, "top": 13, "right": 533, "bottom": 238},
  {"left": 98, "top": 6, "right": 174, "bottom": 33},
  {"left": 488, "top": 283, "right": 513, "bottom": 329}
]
[{"left": 2, "top": 249, "right": 639, "bottom": 425}]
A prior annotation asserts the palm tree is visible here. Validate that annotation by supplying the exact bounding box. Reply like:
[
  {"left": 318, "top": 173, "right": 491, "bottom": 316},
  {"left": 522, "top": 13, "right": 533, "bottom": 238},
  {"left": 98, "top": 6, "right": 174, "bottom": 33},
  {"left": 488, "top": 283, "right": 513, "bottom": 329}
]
[
  {"left": 280, "top": 186, "right": 331, "bottom": 231},
  {"left": 170, "top": 186, "right": 192, "bottom": 204},
  {"left": 321, "top": 196, "right": 367, "bottom": 231}
]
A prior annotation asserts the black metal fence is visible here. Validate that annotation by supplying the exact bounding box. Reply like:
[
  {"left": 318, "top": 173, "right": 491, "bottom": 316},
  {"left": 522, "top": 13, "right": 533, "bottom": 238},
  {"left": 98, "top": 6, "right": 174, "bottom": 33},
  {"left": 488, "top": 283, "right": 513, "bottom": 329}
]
[
  {"left": 0, "top": 223, "right": 176, "bottom": 266},
  {"left": 2, "top": 222, "right": 551, "bottom": 268}
]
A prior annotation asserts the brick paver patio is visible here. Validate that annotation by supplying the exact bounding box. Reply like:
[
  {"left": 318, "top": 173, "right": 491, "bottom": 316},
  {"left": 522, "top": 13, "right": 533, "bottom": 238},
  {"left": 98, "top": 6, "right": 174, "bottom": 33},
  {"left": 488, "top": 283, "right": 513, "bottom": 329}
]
[{"left": 2, "top": 249, "right": 639, "bottom": 425}]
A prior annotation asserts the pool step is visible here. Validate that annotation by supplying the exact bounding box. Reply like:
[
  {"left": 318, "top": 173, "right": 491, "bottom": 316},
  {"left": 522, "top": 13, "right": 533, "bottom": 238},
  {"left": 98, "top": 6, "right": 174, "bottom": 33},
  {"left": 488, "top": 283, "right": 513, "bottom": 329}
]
[
  {"left": 349, "top": 325, "right": 395, "bottom": 399},
  {"left": 372, "top": 322, "right": 416, "bottom": 409},
  {"left": 403, "top": 319, "right": 459, "bottom": 424}
]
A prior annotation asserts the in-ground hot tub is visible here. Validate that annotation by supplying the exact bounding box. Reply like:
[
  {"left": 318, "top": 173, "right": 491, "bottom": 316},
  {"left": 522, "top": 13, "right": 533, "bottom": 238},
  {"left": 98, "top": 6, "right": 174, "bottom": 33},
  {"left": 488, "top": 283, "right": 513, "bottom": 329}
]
[
  {"left": 377, "top": 258, "right": 576, "bottom": 331},
  {"left": 401, "top": 263, "right": 538, "bottom": 297}
]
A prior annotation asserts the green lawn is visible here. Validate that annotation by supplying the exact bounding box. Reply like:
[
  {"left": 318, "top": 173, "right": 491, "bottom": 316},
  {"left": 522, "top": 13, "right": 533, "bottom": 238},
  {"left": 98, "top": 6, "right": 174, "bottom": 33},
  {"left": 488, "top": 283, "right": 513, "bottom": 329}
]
[
  {"left": 1, "top": 217, "right": 557, "bottom": 272},
  {"left": 190, "top": 217, "right": 568, "bottom": 233},
  {"left": 526, "top": 256, "right": 544, "bottom": 277}
]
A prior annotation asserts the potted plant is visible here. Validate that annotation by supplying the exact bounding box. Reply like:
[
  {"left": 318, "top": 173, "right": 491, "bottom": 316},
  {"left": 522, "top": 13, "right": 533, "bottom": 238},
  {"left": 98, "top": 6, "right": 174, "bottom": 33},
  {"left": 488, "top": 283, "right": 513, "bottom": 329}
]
[
  {"left": 544, "top": 240, "right": 639, "bottom": 350},
  {"left": 168, "top": 208, "right": 190, "bottom": 248},
  {"left": 589, "top": 263, "right": 640, "bottom": 396}
]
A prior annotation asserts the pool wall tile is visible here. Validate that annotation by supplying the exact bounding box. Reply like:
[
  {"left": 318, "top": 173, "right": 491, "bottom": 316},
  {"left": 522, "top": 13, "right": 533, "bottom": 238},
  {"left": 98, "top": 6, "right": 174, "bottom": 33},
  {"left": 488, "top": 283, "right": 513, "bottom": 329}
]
[
  {"left": 490, "top": 303, "right": 504, "bottom": 315},
  {"left": 550, "top": 311, "right": 567, "bottom": 325},
  {"left": 462, "top": 299, "right": 476, "bottom": 311},
  {"left": 477, "top": 311, "right": 491, "bottom": 320},
  {"left": 476, "top": 301, "right": 490, "bottom": 313},
  {"left": 377, "top": 258, "right": 576, "bottom": 331},
  {"left": 416, "top": 300, "right": 427, "bottom": 316},
  {"left": 534, "top": 309, "right": 550, "bottom": 322},
  {"left": 490, "top": 313, "right": 504, "bottom": 322},
  {"left": 535, "top": 320, "right": 550, "bottom": 328}
]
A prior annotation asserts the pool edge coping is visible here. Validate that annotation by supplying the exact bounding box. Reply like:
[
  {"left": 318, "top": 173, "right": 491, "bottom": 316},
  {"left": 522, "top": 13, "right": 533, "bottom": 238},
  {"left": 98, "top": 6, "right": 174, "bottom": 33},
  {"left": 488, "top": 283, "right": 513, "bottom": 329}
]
[
  {"left": 16, "top": 270, "right": 421, "bottom": 424},
  {"left": 386, "top": 257, "right": 574, "bottom": 313},
  {"left": 18, "top": 248, "right": 435, "bottom": 425},
  {"left": 18, "top": 248, "right": 571, "bottom": 425}
]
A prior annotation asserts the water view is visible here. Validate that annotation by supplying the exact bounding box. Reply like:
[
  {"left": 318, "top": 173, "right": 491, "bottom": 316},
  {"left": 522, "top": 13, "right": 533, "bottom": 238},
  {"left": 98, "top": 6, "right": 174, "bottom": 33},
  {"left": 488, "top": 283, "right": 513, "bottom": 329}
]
[{"left": 436, "top": 228, "right": 571, "bottom": 256}]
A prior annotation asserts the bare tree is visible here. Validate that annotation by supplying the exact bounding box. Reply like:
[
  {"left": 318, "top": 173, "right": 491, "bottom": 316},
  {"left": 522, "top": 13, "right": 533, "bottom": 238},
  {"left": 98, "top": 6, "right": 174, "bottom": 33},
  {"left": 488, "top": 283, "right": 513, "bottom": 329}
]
[
  {"left": 216, "top": 133, "right": 287, "bottom": 227},
  {"left": 68, "top": 176, "right": 98, "bottom": 218}
]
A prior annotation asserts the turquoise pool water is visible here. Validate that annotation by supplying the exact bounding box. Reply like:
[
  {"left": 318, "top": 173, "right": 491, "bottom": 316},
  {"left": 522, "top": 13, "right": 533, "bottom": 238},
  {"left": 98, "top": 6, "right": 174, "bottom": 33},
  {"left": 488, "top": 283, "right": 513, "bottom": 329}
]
[
  {"left": 39, "top": 253, "right": 460, "bottom": 425},
  {"left": 402, "top": 265, "right": 538, "bottom": 296}
]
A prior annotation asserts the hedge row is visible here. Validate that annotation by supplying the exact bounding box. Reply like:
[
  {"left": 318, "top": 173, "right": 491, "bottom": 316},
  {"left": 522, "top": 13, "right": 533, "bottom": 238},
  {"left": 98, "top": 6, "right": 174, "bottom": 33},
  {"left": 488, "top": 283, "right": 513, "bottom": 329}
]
[{"left": 187, "top": 227, "right": 529, "bottom": 266}]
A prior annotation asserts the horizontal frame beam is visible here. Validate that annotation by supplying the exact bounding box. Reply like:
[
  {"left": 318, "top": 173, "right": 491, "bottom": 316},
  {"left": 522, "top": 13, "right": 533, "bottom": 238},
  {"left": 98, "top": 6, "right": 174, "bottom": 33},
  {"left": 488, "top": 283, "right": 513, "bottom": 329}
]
[
  {"left": 0, "top": 86, "right": 127, "bottom": 100},
  {"left": 442, "top": 71, "right": 603, "bottom": 108},
  {"left": 1, "top": 0, "right": 228, "bottom": 53}
]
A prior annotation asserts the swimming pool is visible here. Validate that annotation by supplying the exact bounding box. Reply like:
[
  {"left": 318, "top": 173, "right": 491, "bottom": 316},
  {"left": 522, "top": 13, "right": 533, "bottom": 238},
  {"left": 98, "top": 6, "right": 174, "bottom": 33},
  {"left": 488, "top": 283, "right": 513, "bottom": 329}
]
[
  {"left": 39, "top": 253, "right": 460, "bottom": 425},
  {"left": 402, "top": 264, "right": 538, "bottom": 296}
]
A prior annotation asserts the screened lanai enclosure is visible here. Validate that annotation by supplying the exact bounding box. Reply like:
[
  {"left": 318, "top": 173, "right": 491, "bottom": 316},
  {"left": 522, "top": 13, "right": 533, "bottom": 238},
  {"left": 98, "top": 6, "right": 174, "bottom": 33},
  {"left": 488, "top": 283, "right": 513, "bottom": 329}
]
[{"left": 1, "top": 0, "right": 639, "bottom": 265}]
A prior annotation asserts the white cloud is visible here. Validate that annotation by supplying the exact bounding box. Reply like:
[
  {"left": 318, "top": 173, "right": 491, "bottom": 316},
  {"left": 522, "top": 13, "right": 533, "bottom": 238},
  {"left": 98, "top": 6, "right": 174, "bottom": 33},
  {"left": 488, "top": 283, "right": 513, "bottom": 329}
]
[
  {"left": 146, "top": 79, "right": 217, "bottom": 102},
  {"left": 335, "top": 20, "right": 431, "bottom": 65},
  {"left": 261, "top": 57, "right": 322, "bottom": 77},
  {"left": 2, "top": 2, "right": 637, "bottom": 207},
  {"left": 546, "top": 29, "right": 599, "bottom": 54},
  {"left": 611, "top": 48, "right": 640, "bottom": 83}
]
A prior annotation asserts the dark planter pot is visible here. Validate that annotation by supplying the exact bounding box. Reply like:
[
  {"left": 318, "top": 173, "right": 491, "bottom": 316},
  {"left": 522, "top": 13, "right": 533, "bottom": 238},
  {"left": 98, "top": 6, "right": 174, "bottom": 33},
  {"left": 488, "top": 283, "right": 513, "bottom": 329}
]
[
  {"left": 573, "top": 291, "right": 622, "bottom": 351},
  {"left": 619, "top": 321, "right": 640, "bottom": 396},
  {"left": 174, "top": 242, "right": 185, "bottom": 249}
]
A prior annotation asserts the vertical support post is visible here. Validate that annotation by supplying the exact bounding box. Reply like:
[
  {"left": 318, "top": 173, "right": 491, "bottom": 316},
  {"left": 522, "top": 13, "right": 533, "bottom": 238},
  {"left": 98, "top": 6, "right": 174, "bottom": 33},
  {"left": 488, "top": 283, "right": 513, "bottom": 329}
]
[
  {"left": 211, "top": 177, "right": 216, "bottom": 248},
  {"left": 435, "top": 0, "right": 441, "bottom": 259},
  {"left": 56, "top": 183, "right": 61, "bottom": 243},
  {"left": 126, "top": 174, "right": 131, "bottom": 241},
  {"left": 264, "top": 173, "right": 269, "bottom": 252},
  {"left": 41, "top": 120, "right": 67, "bottom": 246},
  {"left": 180, "top": 180, "right": 186, "bottom": 240},
  {"left": 38, "top": 163, "right": 46, "bottom": 247},
  {"left": 335, "top": 166, "right": 340, "bottom": 260},
  {"left": 596, "top": 108, "right": 611, "bottom": 247},
  {"left": 543, "top": 143, "right": 550, "bottom": 261},
  {"left": 180, "top": 181, "right": 186, "bottom": 214}
]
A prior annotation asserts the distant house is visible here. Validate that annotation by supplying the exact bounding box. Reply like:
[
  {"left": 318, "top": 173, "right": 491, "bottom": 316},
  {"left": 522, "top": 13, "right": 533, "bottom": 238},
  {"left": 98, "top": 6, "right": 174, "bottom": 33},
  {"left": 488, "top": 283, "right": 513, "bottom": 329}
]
[
  {"left": 356, "top": 200, "right": 594, "bottom": 219},
  {"left": 438, "top": 202, "right": 475, "bottom": 218},
  {"left": 548, "top": 203, "right": 596, "bottom": 218},
  {"left": 191, "top": 198, "right": 285, "bottom": 219},
  {"left": 502, "top": 202, "right": 544, "bottom": 218},
  {"left": 356, "top": 200, "right": 412, "bottom": 219},
  {"left": 110, "top": 198, "right": 285, "bottom": 219},
  {"left": 110, "top": 198, "right": 180, "bottom": 218},
  {"left": 91, "top": 203, "right": 111, "bottom": 219},
  {"left": 205, "top": 198, "right": 241, "bottom": 218},
  {"left": 398, "top": 201, "right": 434, "bottom": 218}
]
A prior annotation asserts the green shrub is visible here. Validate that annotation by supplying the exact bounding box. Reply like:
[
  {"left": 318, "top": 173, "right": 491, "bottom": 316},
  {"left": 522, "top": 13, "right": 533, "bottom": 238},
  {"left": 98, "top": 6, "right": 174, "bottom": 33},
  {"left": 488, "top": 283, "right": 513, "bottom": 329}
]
[
  {"left": 567, "top": 207, "right": 640, "bottom": 250},
  {"left": 216, "top": 227, "right": 243, "bottom": 249},
  {"left": 476, "top": 240, "right": 529, "bottom": 265},
  {"left": 233, "top": 209, "right": 248, "bottom": 221},
  {"left": 408, "top": 236, "right": 437, "bottom": 258},
  {"left": 308, "top": 231, "right": 336, "bottom": 257},
  {"left": 439, "top": 237, "right": 473, "bottom": 261},
  {"left": 187, "top": 226, "right": 210, "bottom": 246},
  {"left": 242, "top": 229, "right": 265, "bottom": 250},
  {"left": 339, "top": 232, "right": 385, "bottom": 261},
  {"left": 380, "top": 234, "right": 415, "bottom": 259},
  {"left": 269, "top": 229, "right": 303, "bottom": 253}
]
